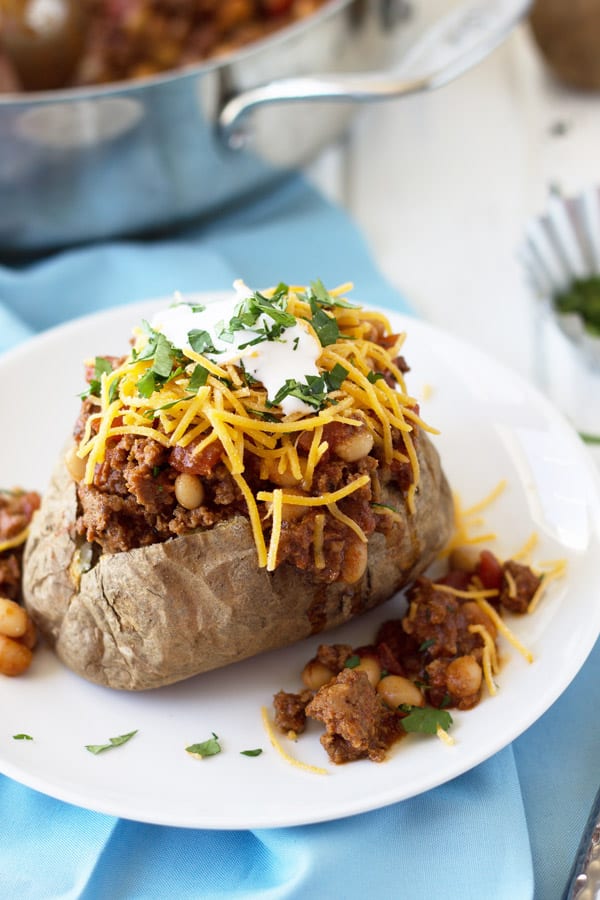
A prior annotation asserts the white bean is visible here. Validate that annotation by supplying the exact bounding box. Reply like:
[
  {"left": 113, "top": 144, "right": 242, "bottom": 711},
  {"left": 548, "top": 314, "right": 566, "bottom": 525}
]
[
  {"left": 377, "top": 675, "right": 425, "bottom": 709},
  {"left": 0, "top": 597, "right": 28, "bottom": 638},
  {"left": 174, "top": 473, "right": 204, "bottom": 510},
  {"left": 64, "top": 445, "right": 86, "bottom": 482},
  {"left": 0, "top": 634, "right": 33, "bottom": 677}
]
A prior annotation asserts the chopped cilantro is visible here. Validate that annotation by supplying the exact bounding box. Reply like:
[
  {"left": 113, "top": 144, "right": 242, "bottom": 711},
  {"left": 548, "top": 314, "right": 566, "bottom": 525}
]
[
  {"left": 308, "top": 296, "right": 340, "bottom": 347},
  {"left": 344, "top": 654, "right": 361, "bottom": 669},
  {"left": 270, "top": 376, "right": 326, "bottom": 410},
  {"left": 300, "top": 279, "right": 358, "bottom": 310},
  {"left": 554, "top": 275, "right": 600, "bottom": 336},
  {"left": 188, "top": 329, "right": 218, "bottom": 355},
  {"left": 246, "top": 408, "right": 280, "bottom": 423},
  {"left": 137, "top": 369, "right": 157, "bottom": 398},
  {"left": 186, "top": 733, "right": 221, "bottom": 759},
  {"left": 85, "top": 730, "right": 138, "bottom": 755},
  {"left": 13, "top": 733, "right": 33, "bottom": 741},
  {"left": 133, "top": 325, "right": 184, "bottom": 398},
  {"left": 82, "top": 356, "right": 114, "bottom": 399},
  {"left": 240, "top": 748, "right": 263, "bottom": 757},
  {"left": 187, "top": 364, "right": 209, "bottom": 391},
  {"left": 367, "top": 371, "right": 385, "bottom": 384},
  {"left": 418, "top": 638, "right": 436, "bottom": 652},
  {"left": 326, "top": 363, "right": 349, "bottom": 391},
  {"left": 269, "top": 365, "right": 349, "bottom": 412},
  {"left": 142, "top": 399, "right": 182, "bottom": 419},
  {"left": 399, "top": 707, "right": 453, "bottom": 735},
  {"left": 152, "top": 333, "right": 177, "bottom": 378}
]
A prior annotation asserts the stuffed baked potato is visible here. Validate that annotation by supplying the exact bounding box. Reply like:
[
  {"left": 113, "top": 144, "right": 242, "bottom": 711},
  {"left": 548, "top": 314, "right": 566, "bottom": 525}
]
[{"left": 23, "top": 281, "right": 453, "bottom": 690}]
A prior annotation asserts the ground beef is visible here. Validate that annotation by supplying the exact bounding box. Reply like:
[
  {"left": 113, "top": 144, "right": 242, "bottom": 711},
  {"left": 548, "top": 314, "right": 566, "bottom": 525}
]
[
  {"left": 315, "top": 643, "right": 354, "bottom": 672},
  {"left": 499, "top": 560, "right": 542, "bottom": 614},
  {"left": 75, "top": 411, "right": 387, "bottom": 579},
  {"left": 402, "top": 578, "right": 483, "bottom": 660},
  {"left": 273, "top": 688, "right": 314, "bottom": 735},
  {"left": 81, "top": 0, "right": 332, "bottom": 85},
  {"left": 306, "top": 669, "right": 404, "bottom": 764},
  {"left": 0, "top": 490, "right": 41, "bottom": 601}
]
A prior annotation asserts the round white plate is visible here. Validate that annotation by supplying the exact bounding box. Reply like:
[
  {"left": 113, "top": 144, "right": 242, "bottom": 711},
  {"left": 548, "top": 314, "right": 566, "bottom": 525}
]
[{"left": 1, "top": 296, "right": 599, "bottom": 830}]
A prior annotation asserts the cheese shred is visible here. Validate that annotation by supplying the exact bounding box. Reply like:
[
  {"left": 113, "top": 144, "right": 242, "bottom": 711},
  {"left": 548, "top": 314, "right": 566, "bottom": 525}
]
[{"left": 260, "top": 707, "right": 328, "bottom": 775}]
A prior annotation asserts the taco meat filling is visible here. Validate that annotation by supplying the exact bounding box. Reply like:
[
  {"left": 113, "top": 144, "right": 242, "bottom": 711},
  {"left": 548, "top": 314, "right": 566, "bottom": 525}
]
[
  {"left": 273, "top": 551, "right": 544, "bottom": 764},
  {"left": 73, "top": 344, "right": 416, "bottom": 585},
  {"left": 0, "top": 489, "right": 41, "bottom": 602}
]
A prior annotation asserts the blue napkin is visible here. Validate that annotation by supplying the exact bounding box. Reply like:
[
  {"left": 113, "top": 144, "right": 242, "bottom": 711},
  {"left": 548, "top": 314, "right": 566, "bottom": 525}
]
[{"left": 0, "top": 175, "right": 598, "bottom": 900}]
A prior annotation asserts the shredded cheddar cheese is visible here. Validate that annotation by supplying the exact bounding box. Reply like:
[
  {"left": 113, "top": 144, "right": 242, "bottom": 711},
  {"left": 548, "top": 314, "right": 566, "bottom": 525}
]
[
  {"left": 475, "top": 598, "right": 534, "bottom": 664},
  {"left": 0, "top": 525, "right": 30, "bottom": 554},
  {"left": 527, "top": 559, "right": 568, "bottom": 614},
  {"left": 468, "top": 623, "right": 499, "bottom": 696},
  {"left": 261, "top": 707, "right": 328, "bottom": 775},
  {"left": 436, "top": 726, "right": 455, "bottom": 746}
]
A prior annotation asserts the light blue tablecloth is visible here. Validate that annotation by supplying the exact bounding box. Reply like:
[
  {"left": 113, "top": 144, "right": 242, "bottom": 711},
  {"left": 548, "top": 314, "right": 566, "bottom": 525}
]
[{"left": 0, "top": 176, "right": 597, "bottom": 900}]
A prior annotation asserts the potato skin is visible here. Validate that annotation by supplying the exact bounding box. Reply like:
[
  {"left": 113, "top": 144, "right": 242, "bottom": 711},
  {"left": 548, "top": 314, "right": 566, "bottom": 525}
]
[{"left": 23, "top": 434, "right": 453, "bottom": 691}]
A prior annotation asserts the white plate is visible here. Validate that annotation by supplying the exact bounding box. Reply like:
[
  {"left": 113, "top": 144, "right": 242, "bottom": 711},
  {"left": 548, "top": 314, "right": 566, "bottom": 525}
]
[{"left": 1, "top": 296, "right": 600, "bottom": 830}]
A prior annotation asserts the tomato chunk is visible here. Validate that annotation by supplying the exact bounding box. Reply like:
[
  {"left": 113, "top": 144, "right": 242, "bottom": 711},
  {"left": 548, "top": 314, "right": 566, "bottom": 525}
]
[{"left": 476, "top": 550, "right": 503, "bottom": 591}]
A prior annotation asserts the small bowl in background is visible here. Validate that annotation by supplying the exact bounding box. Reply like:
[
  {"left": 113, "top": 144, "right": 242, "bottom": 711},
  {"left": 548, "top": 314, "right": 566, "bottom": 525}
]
[{"left": 520, "top": 186, "right": 600, "bottom": 458}]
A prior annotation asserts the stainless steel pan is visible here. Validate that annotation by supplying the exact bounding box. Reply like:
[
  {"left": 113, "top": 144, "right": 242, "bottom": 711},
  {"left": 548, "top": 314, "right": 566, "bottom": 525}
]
[{"left": 0, "top": 0, "right": 530, "bottom": 253}]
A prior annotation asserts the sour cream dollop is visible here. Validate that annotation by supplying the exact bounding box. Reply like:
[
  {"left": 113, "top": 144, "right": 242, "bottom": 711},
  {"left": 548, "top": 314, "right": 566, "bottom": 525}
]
[{"left": 151, "top": 283, "right": 323, "bottom": 416}]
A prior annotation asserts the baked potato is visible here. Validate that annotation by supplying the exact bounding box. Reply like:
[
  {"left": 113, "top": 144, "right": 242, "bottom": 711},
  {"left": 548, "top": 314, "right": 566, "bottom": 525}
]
[{"left": 23, "top": 281, "right": 453, "bottom": 691}]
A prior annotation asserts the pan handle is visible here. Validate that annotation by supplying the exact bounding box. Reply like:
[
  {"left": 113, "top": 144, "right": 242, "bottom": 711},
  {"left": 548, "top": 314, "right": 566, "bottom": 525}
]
[{"left": 219, "top": 0, "right": 531, "bottom": 148}]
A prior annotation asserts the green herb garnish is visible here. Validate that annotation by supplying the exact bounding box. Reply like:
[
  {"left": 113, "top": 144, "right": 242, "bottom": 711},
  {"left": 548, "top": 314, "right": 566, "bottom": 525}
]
[
  {"left": 81, "top": 356, "right": 114, "bottom": 399},
  {"left": 187, "top": 364, "right": 209, "bottom": 392},
  {"left": 188, "top": 329, "right": 219, "bottom": 355},
  {"left": 326, "top": 363, "right": 349, "bottom": 391},
  {"left": 85, "top": 730, "right": 138, "bottom": 755},
  {"left": 554, "top": 276, "right": 600, "bottom": 336},
  {"left": 299, "top": 279, "right": 358, "bottom": 310},
  {"left": 308, "top": 296, "right": 340, "bottom": 347},
  {"left": 399, "top": 707, "right": 453, "bottom": 735},
  {"left": 186, "top": 733, "right": 221, "bottom": 759},
  {"left": 13, "top": 733, "right": 33, "bottom": 741},
  {"left": 367, "top": 371, "right": 385, "bottom": 384},
  {"left": 240, "top": 748, "right": 263, "bottom": 757},
  {"left": 344, "top": 654, "right": 361, "bottom": 669},
  {"left": 418, "top": 638, "right": 436, "bottom": 652}
]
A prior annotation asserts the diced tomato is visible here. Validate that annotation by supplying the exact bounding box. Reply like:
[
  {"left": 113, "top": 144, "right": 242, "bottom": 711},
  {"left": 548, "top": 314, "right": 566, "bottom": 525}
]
[
  {"left": 261, "top": 0, "right": 294, "bottom": 16},
  {"left": 437, "top": 569, "right": 471, "bottom": 591},
  {"left": 170, "top": 438, "right": 223, "bottom": 475},
  {"left": 476, "top": 550, "right": 503, "bottom": 591}
]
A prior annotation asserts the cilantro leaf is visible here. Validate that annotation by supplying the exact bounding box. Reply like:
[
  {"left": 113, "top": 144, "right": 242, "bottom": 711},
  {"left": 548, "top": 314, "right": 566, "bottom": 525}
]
[
  {"left": 325, "top": 363, "right": 348, "bottom": 391},
  {"left": 151, "top": 333, "right": 175, "bottom": 378},
  {"left": 400, "top": 707, "right": 453, "bottom": 735},
  {"left": 298, "top": 279, "right": 358, "bottom": 309},
  {"left": 367, "top": 371, "right": 385, "bottom": 384},
  {"left": 85, "top": 730, "right": 138, "bottom": 755},
  {"left": 188, "top": 329, "right": 218, "bottom": 355},
  {"left": 418, "top": 638, "right": 436, "bottom": 652},
  {"left": 270, "top": 377, "right": 326, "bottom": 410},
  {"left": 82, "top": 356, "right": 114, "bottom": 399},
  {"left": 187, "top": 364, "right": 209, "bottom": 391},
  {"left": 186, "top": 733, "right": 221, "bottom": 759},
  {"left": 137, "top": 370, "right": 157, "bottom": 399},
  {"left": 240, "top": 748, "right": 263, "bottom": 757},
  {"left": 308, "top": 297, "right": 340, "bottom": 347}
]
